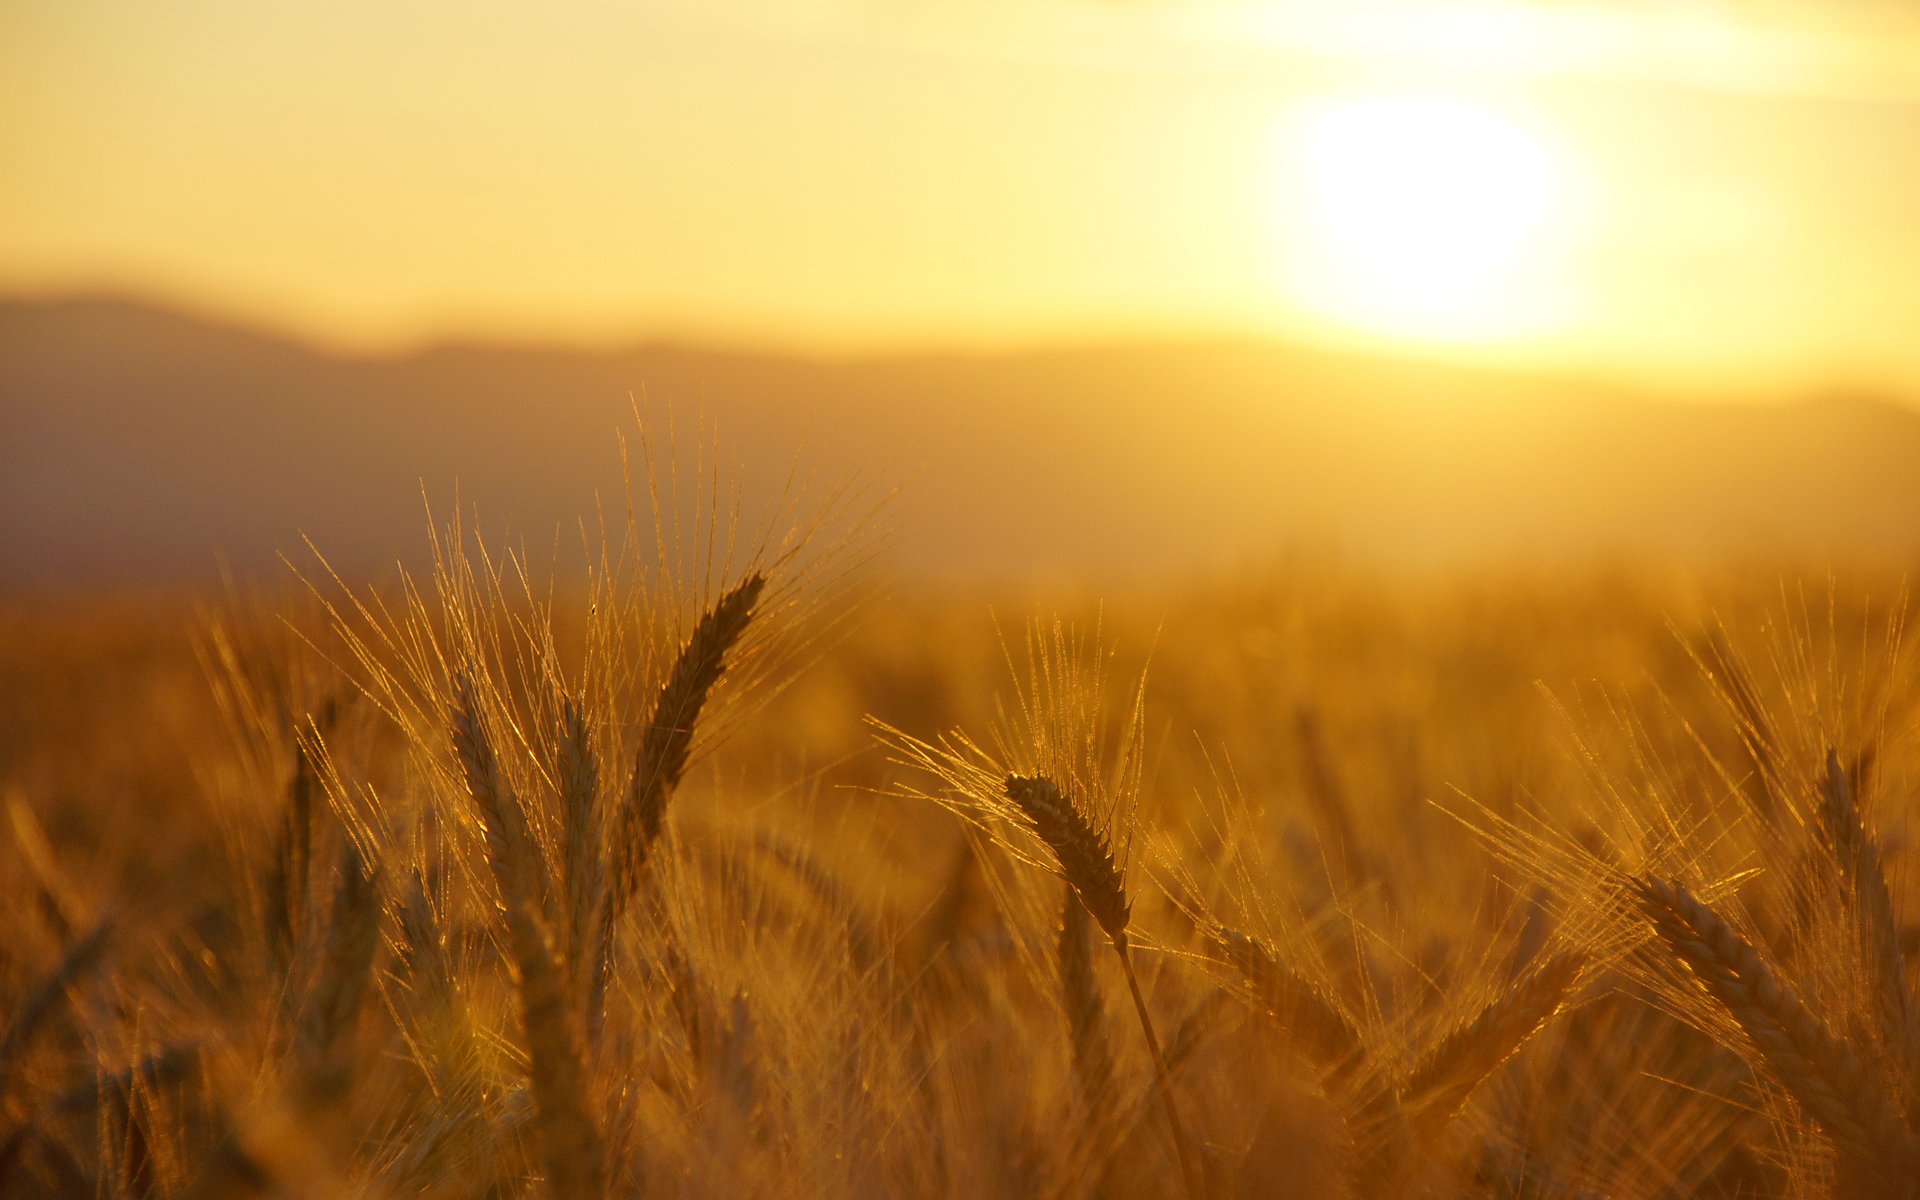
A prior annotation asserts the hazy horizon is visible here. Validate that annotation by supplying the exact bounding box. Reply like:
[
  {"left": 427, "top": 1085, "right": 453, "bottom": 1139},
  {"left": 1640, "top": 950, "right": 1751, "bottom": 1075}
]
[
  {"left": 11, "top": 285, "right": 1918, "bottom": 411},
  {"left": 10, "top": 294, "right": 1920, "bottom": 592}
]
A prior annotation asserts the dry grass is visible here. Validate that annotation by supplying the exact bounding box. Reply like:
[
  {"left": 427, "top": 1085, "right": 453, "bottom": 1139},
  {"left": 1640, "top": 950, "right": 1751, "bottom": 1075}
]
[{"left": 2, "top": 450, "right": 1919, "bottom": 1199}]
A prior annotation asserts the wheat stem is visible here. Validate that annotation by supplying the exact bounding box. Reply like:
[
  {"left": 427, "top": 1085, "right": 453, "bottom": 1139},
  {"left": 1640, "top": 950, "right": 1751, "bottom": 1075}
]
[
  {"left": 1004, "top": 773, "right": 1201, "bottom": 1200},
  {"left": 452, "top": 673, "right": 609, "bottom": 1199},
  {"left": 1113, "top": 933, "right": 1206, "bottom": 1200},
  {"left": 1060, "top": 886, "right": 1117, "bottom": 1122}
]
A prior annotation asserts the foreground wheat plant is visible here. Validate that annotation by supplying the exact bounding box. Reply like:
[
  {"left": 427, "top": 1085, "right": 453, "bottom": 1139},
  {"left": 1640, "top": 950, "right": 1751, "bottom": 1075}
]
[{"left": 1005, "top": 772, "right": 1204, "bottom": 1200}]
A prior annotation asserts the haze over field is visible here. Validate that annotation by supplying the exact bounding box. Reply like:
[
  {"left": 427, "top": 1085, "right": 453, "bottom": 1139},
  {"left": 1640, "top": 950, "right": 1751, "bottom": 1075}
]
[{"left": 7, "top": 297, "right": 1920, "bottom": 587}]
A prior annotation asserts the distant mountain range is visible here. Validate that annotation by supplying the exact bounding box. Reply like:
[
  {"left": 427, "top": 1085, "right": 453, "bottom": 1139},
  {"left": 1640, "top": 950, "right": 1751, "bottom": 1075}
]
[{"left": 5, "top": 296, "right": 1920, "bottom": 587}]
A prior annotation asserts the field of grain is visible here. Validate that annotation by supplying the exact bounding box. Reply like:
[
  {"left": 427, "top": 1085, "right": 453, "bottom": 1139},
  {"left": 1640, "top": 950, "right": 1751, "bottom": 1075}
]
[{"left": 3, "top": 472, "right": 1918, "bottom": 1199}]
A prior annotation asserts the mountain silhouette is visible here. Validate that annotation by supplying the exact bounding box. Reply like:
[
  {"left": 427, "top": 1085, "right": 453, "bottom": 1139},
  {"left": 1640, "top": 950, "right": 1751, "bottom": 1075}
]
[{"left": 6, "top": 296, "right": 1920, "bottom": 587}]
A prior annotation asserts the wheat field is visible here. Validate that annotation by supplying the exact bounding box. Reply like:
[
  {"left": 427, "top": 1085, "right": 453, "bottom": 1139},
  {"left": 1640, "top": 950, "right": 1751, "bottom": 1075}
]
[{"left": 3, "top": 455, "right": 1919, "bottom": 1200}]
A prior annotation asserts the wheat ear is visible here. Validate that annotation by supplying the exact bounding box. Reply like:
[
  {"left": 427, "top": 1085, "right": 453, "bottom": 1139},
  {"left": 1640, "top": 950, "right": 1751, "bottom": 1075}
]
[
  {"left": 296, "top": 836, "right": 381, "bottom": 1091},
  {"left": 1818, "top": 748, "right": 1916, "bottom": 1074},
  {"left": 608, "top": 572, "right": 766, "bottom": 912},
  {"left": 1209, "top": 925, "right": 1362, "bottom": 1078},
  {"left": 451, "top": 672, "right": 538, "bottom": 899},
  {"left": 1005, "top": 774, "right": 1202, "bottom": 1200},
  {"left": 589, "top": 573, "right": 765, "bottom": 1032},
  {"left": 1636, "top": 876, "right": 1919, "bottom": 1192},
  {"left": 1399, "top": 948, "right": 1586, "bottom": 1143},
  {"left": 263, "top": 722, "right": 319, "bottom": 974},
  {"left": 1205, "top": 925, "right": 1422, "bottom": 1195},
  {"left": 453, "top": 679, "right": 609, "bottom": 1200}
]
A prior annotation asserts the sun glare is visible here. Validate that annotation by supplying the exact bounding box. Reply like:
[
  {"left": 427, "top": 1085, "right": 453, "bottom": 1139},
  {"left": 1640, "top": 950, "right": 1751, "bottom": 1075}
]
[{"left": 1274, "top": 94, "right": 1582, "bottom": 344}]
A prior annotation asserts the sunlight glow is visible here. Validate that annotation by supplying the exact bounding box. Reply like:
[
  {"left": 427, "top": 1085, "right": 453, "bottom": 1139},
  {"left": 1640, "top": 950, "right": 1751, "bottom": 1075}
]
[{"left": 1274, "top": 94, "right": 1583, "bottom": 343}]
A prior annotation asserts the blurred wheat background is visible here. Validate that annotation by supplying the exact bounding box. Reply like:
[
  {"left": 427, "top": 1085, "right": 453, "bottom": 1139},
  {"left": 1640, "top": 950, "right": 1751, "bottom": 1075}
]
[{"left": 5, "top": 452, "right": 1919, "bottom": 1197}]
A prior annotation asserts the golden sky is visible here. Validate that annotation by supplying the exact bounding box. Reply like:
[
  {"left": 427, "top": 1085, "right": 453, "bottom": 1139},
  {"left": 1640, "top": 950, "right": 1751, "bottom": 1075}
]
[{"left": 4, "top": 0, "right": 1919, "bottom": 394}]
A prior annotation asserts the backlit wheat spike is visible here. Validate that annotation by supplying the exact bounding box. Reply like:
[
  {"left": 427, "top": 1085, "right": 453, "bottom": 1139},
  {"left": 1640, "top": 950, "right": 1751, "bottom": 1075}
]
[
  {"left": 192, "top": 840, "right": 378, "bottom": 1200},
  {"left": 263, "top": 715, "right": 322, "bottom": 975},
  {"left": 1161, "top": 988, "right": 1236, "bottom": 1081},
  {"left": 609, "top": 572, "right": 766, "bottom": 913},
  {"left": 1636, "top": 875, "right": 1920, "bottom": 1195},
  {"left": 266, "top": 742, "right": 311, "bottom": 971},
  {"left": 297, "top": 836, "right": 381, "bottom": 1085},
  {"left": 1818, "top": 748, "right": 1916, "bottom": 1074},
  {"left": 1400, "top": 948, "right": 1587, "bottom": 1144},
  {"left": 751, "top": 832, "right": 880, "bottom": 972},
  {"left": 394, "top": 868, "right": 450, "bottom": 1003},
  {"left": 1005, "top": 773, "right": 1201, "bottom": 1200},
  {"left": 1209, "top": 925, "right": 1363, "bottom": 1077},
  {"left": 451, "top": 671, "right": 538, "bottom": 902},
  {"left": 1004, "top": 774, "right": 1130, "bottom": 941},
  {"left": 1206, "top": 925, "right": 1423, "bottom": 1196}
]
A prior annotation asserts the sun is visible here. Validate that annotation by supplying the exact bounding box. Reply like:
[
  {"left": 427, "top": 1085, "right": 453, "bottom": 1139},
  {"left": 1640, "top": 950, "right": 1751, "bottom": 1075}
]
[{"left": 1273, "top": 94, "right": 1581, "bottom": 343}]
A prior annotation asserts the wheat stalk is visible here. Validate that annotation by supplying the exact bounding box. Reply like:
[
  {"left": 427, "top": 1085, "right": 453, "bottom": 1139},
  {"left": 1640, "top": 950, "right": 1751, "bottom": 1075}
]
[
  {"left": 557, "top": 696, "right": 603, "bottom": 1010},
  {"left": 452, "top": 675, "right": 609, "bottom": 1200},
  {"left": 1635, "top": 875, "right": 1919, "bottom": 1194},
  {"left": 1060, "top": 885, "right": 1117, "bottom": 1123},
  {"left": 264, "top": 709, "right": 331, "bottom": 975},
  {"left": 296, "top": 836, "right": 381, "bottom": 1089},
  {"left": 504, "top": 893, "right": 610, "bottom": 1200},
  {"left": 1004, "top": 773, "right": 1201, "bottom": 1200}
]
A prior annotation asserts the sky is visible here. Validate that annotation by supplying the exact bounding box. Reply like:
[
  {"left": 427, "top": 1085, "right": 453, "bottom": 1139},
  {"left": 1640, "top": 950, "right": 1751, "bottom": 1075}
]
[{"left": 4, "top": 0, "right": 1920, "bottom": 395}]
